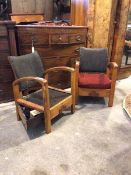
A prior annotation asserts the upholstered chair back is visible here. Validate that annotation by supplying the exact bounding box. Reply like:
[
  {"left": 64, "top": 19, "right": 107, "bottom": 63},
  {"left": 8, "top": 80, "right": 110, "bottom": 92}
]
[
  {"left": 80, "top": 47, "right": 108, "bottom": 73},
  {"left": 125, "top": 30, "right": 131, "bottom": 40},
  {"left": 8, "top": 51, "right": 44, "bottom": 91}
]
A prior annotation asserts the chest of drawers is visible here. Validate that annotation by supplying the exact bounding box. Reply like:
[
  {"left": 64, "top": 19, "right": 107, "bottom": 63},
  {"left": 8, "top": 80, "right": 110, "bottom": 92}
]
[
  {"left": 16, "top": 25, "right": 88, "bottom": 88},
  {"left": 0, "top": 21, "right": 17, "bottom": 102}
]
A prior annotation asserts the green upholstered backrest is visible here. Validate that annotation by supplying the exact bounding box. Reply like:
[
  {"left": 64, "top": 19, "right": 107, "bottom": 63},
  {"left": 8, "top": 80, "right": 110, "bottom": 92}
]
[
  {"left": 9, "top": 51, "right": 44, "bottom": 91},
  {"left": 80, "top": 47, "right": 108, "bottom": 73}
]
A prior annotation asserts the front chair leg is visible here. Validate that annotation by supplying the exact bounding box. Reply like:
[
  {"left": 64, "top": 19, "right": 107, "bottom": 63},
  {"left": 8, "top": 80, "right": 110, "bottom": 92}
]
[
  {"left": 108, "top": 93, "right": 114, "bottom": 107},
  {"left": 16, "top": 104, "right": 21, "bottom": 121},
  {"left": 44, "top": 113, "right": 51, "bottom": 134}
]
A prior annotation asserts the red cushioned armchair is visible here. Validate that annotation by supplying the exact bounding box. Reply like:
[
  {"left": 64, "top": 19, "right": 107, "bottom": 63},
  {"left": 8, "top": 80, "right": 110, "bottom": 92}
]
[{"left": 75, "top": 47, "right": 118, "bottom": 107}]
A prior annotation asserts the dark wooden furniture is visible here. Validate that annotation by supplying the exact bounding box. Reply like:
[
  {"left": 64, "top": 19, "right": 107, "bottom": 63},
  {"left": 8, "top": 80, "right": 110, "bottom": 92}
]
[
  {"left": 124, "top": 40, "right": 131, "bottom": 65},
  {"left": 0, "top": 0, "right": 11, "bottom": 20},
  {"left": 10, "top": 14, "right": 44, "bottom": 24},
  {"left": 0, "top": 21, "right": 17, "bottom": 103},
  {"left": 16, "top": 24, "right": 87, "bottom": 88},
  {"left": 8, "top": 52, "right": 76, "bottom": 133},
  {"left": 75, "top": 47, "right": 118, "bottom": 107},
  {"left": 123, "top": 93, "right": 131, "bottom": 118}
]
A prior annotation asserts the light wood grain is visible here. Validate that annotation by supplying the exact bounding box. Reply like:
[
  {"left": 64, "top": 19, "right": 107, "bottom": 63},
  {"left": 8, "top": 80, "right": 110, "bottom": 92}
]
[
  {"left": 76, "top": 61, "right": 118, "bottom": 107},
  {"left": 11, "top": 0, "right": 53, "bottom": 20},
  {"left": 10, "top": 65, "right": 76, "bottom": 133}
]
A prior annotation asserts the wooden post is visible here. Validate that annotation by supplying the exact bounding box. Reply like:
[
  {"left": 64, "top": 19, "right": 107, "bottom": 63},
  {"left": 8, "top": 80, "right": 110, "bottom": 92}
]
[
  {"left": 6, "top": 22, "right": 17, "bottom": 56},
  {"left": 86, "top": 0, "right": 96, "bottom": 47},
  {"left": 71, "top": 0, "right": 88, "bottom": 26},
  {"left": 91, "top": 0, "right": 118, "bottom": 58},
  {"left": 11, "top": 0, "right": 53, "bottom": 20},
  {"left": 111, "top": 0, "right": 130, "bottom": 67},
  {"left": 0, "top": 21, "right": 17, "bottom": 102},
  {"left": 71, "top": 0, "right": 118, "bottom": 58}
]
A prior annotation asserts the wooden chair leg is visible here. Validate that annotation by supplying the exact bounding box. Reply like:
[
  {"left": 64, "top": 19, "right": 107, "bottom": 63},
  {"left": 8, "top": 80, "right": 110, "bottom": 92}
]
[
  {"left": 108, "top": 93, "right": 114, "bottom": 107},
  {"left": 125, "top": 54, "right": 128, "bottom": 65},
  {"left": 16, "top": 104, "right": 21, "bottom": 121},
  {"left": 44, "top": 113, "right": 51, "bottom": 134},
  {"left": 71, "top": 104, "right": 75, "bottom": 114},
  {"left": 75, "top": 87, "right": 79, "bottom": 104},
  {"left": 16, "top": 111, "right": 21, "bottom": 121}
]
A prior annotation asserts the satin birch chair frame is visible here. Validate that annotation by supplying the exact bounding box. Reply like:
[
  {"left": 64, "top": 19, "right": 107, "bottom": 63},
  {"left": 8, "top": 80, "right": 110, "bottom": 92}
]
[
  {"left": 9, "top": 52, "right": 76, "bottom": 134},
  {"left": 75, "top": 48, "right": 118, "bottom": 107}
]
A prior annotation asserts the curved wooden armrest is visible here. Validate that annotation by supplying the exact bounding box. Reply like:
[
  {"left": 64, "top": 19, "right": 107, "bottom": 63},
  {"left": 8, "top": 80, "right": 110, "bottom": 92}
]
[
  {"left": 13, "top": 76, "right": 50, "bottom": 108},
  {"left": 107, "top": 62, "right": 118, "bottom": 81},
  {"left": 45, "top": 66, "right": 75, "bottom": 74},
  {"left": 108, "top": 62, "right": 118, "bottom": 69},
  {"left": 13, "top": 76, "right": 47, "bottom": 87},
  {"left": 125, "top": 40, "right": 131, "bottom": 47}
]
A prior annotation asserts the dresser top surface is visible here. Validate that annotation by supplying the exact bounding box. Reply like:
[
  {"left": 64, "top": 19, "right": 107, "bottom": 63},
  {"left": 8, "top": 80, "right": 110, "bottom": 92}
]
[{"left": 16, "top": 24, "right": 88, "bottom": 29}]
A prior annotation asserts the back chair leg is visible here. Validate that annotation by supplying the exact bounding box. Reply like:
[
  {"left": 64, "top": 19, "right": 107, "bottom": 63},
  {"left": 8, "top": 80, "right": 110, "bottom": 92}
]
[
  {"left": 108, "top": 94, "right": 114, "bottom": 107},
  {"left": 125, "top": 54, "right": 128, "bottom": 65},
  {"left": 71, "top": 104, "right": 75, "bottom": 114},
  {"left": 75, "top": 87, "right": 79, "bottom": 104}
]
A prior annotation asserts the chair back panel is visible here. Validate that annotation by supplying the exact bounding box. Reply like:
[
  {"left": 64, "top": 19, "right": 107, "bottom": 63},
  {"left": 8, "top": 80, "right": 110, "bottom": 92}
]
[
  {"left": 124, "top": 30, "right": 131, "bottom": 55},
  {"left": 125, "top": 30, "right": 131, "bottom": 40},
  {"left": 8, "top": 51, "right": 44, "bottom": 91},
  {"left": 80, "top": 47, "right": 108, "bottom": 73}
]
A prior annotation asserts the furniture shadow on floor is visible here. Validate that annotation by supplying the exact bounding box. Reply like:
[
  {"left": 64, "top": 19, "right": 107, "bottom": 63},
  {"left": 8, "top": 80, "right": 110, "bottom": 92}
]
[
  {"left": 27, "top": 109, "right": 72, "bottom": 139},
  {"left": 123, "top": 109, "right": 131, "bottom": 123},
  {"left": 123, "top": 94, "right": 131, "bottom": 121},
  {"left": 77, "top": 96, "right": 106, "bottom": 106}
]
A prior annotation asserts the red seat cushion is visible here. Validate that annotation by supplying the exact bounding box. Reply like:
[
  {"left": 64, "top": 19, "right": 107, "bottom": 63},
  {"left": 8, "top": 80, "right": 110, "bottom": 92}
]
[{"left": 78, "top": 73, "right": 111, "bottom": 89}]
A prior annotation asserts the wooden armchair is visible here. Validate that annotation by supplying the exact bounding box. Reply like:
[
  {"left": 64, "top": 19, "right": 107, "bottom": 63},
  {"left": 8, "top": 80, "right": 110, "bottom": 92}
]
[
  {"left": 75, "top": 47, "right": 118, "bottom": 107},
  {"left": 8, "top": 51, "right": 76, "bottom": 133},
  {"left": 10, "top": 13, "right": 44, "bottom": 24},
  {"left": 124, "top": 30, "right": 131, "bottom": 65}
]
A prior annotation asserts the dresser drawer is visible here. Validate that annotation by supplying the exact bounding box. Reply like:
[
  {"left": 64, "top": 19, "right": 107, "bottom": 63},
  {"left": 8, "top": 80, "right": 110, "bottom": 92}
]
[
  {"left": 43, "top": 56, "right": 74, "bottom": 87},
  {"left": 17, "top": 33, "right": 49, "bottom": 46},
  {"left": 50, "top": 34, "right": 69, "bottom": 44},
  {"left": 0, "top": 68, "right": 14, "bottom": 83},
  {"left": 0, "top": 38, "right": 9, "bottom": 51},
  {"left": 0, "top": 52, "right": 10, "bottom": 65},
  {"left": 43, "top": 56, "right": 74, "bottom": 69},
  {"left": 0, "top": 83, "right": 13, "bottom": 102},
  {"left": 20, "top": 44, "right": 84, "bottom": 57},
  {"left": 0, "top": 26, "right": 7, "bottom": 36},
  {"left": 69, "top": 34, "right": 86, "bottom": 44},
  {"left": 49, "top": 33, "right": 86, "bottom": 45}
]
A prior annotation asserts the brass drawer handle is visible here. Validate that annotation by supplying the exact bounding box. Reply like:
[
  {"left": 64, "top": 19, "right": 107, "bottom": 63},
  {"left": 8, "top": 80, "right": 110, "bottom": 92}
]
[
  {"left": 59, "top": 37, "right": 62, "bottom": 41},
  {"left": 31, "top": 35, "right": 37, "bottom": 43},
  {"left": 76, "top": 35, "right": 81, "bottom": 41},
  {"left": 75, "top": 48, "right": 80, "bottom": 52}
]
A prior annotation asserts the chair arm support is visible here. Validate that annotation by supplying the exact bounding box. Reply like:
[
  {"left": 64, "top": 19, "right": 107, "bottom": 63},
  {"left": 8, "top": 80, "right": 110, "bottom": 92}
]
[
  {"left": 107, "top": 62, "right": 118, "bottom": 69},
  {"left": 107, "top": 62, "right": 118, "bottom": 80},
  {"left": 13, "top": 76, "right": 47, "bottom": 87},
  {"left": 74, "top": 61, "right": 80, "bottom": 101},
  {"left": 12, "top": 77, "right": 49, "bottom": 106},
  {"left": 45, "top": 66, "right": 75, "bottom": 74},
  {"left": 45, "top": 66, "right": 76, "bottom": 106},
  {"left": 75, "top": 61, "right": 80, "bottom": 81},
  {"left": 75, "top": 61, "right": 80, "bottom": 69}
]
